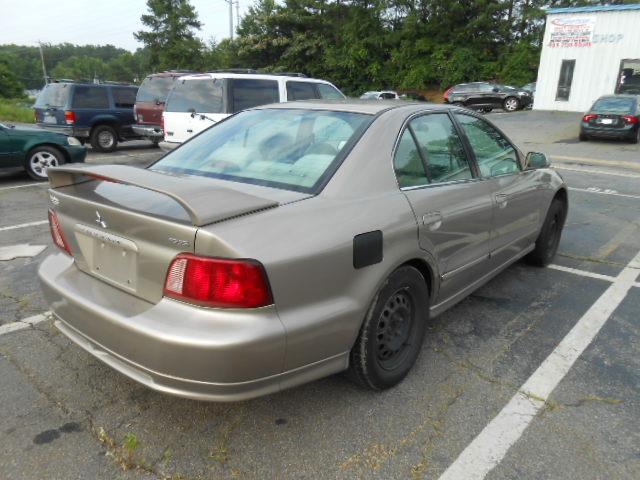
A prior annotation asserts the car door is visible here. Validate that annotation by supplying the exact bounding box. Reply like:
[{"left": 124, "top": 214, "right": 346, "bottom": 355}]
[
  {"left": 454, "top": 112, "right": 541, "bottom": 269},
  {"left": 393, "top": 112, "right": 494, "bottom": 304},
  {"left": 0, "top": 125, "right": 20, "bottom": 168}
]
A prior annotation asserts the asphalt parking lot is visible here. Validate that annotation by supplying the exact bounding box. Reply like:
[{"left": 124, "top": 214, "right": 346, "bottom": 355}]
[{"left": 1, "top": 112, "right": 639, "bottom": 480}]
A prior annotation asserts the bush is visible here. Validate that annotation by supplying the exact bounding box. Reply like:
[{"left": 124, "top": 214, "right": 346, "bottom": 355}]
[{"left": 0, "top": 98, "right": 34, "bottom": 124}]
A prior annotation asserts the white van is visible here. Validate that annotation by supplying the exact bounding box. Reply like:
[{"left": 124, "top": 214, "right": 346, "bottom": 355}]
[{"left": 162, "top": 72, "right": 345, "bottom": 146}]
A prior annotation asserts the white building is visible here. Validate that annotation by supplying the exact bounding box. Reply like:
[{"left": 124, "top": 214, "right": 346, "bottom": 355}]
[{"left": 533, "top": 4, "right": 640, "bottom": 112}]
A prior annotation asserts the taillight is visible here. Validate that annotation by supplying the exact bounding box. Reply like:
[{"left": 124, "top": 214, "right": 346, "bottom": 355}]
[
  {"left": 133, "top": 104, "right": 137, "bottom": 118},
  {"left": 443, "top": 87, "right": 452, "bottom": 101},
  {"left": 582, "top": 114, "right": 597, "bottom": 122},
  {"left": 160, "top": 113, "right": 165, "bottom": 133},
  {"left": 164, "top": 254, "right": 272, "bottom": 308},
  {"left": 48, "top": 209, "right": 71, "bottom": 255},
  {"left": 64, "top": 111, "right": 76, "bottom": 125},
  {"left": 622, "top": 114, "right": 639, "bottom": 125}
]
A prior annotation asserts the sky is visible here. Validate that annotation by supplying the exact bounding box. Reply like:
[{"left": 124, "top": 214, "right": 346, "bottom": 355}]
[{"left": 0, "top": 0, "right": 249, "bottom": 51}]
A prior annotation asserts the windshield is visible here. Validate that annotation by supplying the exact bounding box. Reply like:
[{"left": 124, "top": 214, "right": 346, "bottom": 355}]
[
  {"left": 34, "top": 83, "right": 70, "bottom": 108},
  {"left": 165, "top": 78, "right": 224, "bottom": 113},
  {"left": 360, "top": 92, "right": 378, "bottom": 99},
  {"left": 591, "top": 97, "right": 635, "bottom": 114},
  {"left": 151, "top": 108, "right": 372, "bottom": 193},
  {"left": 137, "top": 76, "right": 175, "bottom": 103}
]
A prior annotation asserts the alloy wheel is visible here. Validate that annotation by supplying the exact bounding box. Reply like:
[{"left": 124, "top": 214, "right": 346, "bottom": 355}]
[
  {"left": 29, "top": 151, "right": 59, "bottom": 178},
  {"left": 98, "top": 130, "right": 115, "bottom": 149}
]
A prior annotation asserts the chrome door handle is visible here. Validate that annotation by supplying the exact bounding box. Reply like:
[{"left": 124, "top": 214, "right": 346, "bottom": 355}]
[
  {"left": 495, "top": 193, "right": 508, "bottom": 209},
  {"left": 422, "top": 211, "right": 443, "bottom": 231}
]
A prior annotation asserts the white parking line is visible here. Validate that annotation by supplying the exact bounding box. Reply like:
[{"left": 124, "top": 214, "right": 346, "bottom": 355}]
[
  {"left": 0, "top": 313, "right": 49, "bottom": 336},
  {"left": 0, "top": 220, "right": 48, "bottom": 232},
  {"left": 569, "top": 187, "right": 640, "bottom": 201},
  {"left": 554, "top": 165, "right": 640, "bottom": 179},
  {"left": 548, "top": 264, "right": 616, "bottom": 282},
  {"left": 0, "top": 183, "right": 45, "bottom": 192},
  {"left": 439, "top": 250, "right": 640, "bottom": 480}
]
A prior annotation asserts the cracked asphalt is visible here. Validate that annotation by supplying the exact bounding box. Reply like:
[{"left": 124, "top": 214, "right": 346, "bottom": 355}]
[{"left": 0, "top": 116, "right": 639, "bottom": 480}]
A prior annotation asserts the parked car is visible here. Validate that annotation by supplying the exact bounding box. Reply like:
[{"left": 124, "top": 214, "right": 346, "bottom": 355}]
[
  {"left": 162, "top": 72, "right": 345, "bottom": 146},
  {"left": 580, "top": 94, "right": 640, "bottom": 143},
  {"left": 132, "top": 71, "right": 193, "bottom": 144},
  {"left": 360, "top": 90, "right": 400, "bottom": 100},
  {"left": 522, "top": 82, "right": 536, "bottom": 95},
  {"left": 443, "top": 82, "right": 532, "bottom": 112},
  {"left": 40, "top": 101, "right": 567, "bottom": 401},
  {"left": 34, "top": 81, "right": 140, "bottom": 152},
  {"left": 0, "top": 122, "right": 85, "bottom": 180}
]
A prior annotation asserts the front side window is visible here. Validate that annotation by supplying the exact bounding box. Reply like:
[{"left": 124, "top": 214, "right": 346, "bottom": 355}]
[
  {"left": 72, "top": 86, "right": 109, "bottom": 109},
  {"left": 112, "top": 87, "right": 137, "bottom": 108},
  {"left": 455, "top": 114, "right": 520, "bottom": 177},
  {"left": 165, "top": 78, "right": 224, "bottom": 113},
  {"left": 152, "top": 109, "right": 371, "bottom": 193},
  {"left": 317, "top": 83, "right": 345, "bottom": 100},
  {"left": 556, "top": 59, "right": 576, "bottom": 101},
  {"left": 286, "top": 81, "right": 318, "bottom": 101},
  {"left": 231, "top": 79, "right": 279, "bottom": 113}
]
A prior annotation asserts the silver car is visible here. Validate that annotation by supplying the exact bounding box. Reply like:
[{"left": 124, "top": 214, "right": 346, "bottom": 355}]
[{"left": 39, "top": 101, "right": 567, "bottom": 401}]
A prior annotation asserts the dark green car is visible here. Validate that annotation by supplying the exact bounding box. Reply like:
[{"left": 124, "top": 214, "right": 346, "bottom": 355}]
[{"left": 0, "top": 123, "right": 86, "bottom": 180}]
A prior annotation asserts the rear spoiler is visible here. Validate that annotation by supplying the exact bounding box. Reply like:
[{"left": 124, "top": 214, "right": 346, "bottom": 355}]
[{"left": 47, "top": 164, "right": 278, "bottom": 227}]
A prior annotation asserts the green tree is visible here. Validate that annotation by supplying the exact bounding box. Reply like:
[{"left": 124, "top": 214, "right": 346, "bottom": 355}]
[
  {"left": 0, "top": 62, "right": 25, "bottom": 98},
  {"left": 134, "top": 0, "right": 205, "bottom": 71},
  {"left": 50, "top": 56, "right": 108, "bottom": 82}
]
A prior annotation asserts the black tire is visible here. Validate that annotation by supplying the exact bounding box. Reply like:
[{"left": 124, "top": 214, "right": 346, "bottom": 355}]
[
  {"left": 482, "top": 108, "right": 493, "bottom": 114},
  {"left": 25, "top": 145, "right": 65, "bottom": 181},
  {"left": 629, "top": 128, "right": 640, "bottom": 144},
  {"left": 525, "top": 198, "right": 566, "bottom": 267},
  {"left": 348, "top": 266, "right": 429, "bottom": 390},
  {"left": 579, "top": 132, "right": 589, "bottom": 141},
  {"left": 151, "top": 138, "right": 161, "bottom": 148},
  {"left": 90, "top": 125, "right": 118, "bottom": 152},
  {"left": 503, "top": 97, "right": 519, "bottom": 112}
]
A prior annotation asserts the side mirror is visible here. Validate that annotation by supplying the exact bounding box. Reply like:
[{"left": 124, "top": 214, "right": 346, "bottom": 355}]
[
  {"left": 525, "top": 152, "right": 550, "bottom": 169},
  {"left": 492, "top": 87, "right": 500, "bottom": 92}
]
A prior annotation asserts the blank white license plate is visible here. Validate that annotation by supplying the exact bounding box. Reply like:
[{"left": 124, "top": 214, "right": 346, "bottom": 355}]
[
  {"left": 43, "top": 115, "right": 58, "bottom": 124},
  {"left": 75, "top": 225, "right": 138, "bottom": 290},
  {"left": 600, "top": 118, "right": 614, "bottom": 125}
]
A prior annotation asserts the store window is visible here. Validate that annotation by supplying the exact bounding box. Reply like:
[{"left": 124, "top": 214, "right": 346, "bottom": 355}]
[
  {"left": 616, "top": 59, "right": 640, "bottom": 94},
  {"left": 556, "top": 60, "right": 575, "bottom": 101}
]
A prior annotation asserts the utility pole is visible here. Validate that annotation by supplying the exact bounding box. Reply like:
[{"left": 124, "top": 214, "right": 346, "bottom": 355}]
[
  {"left": 38, "top": 41, "right": 48, "bottom": 85},
  {"left": 224, "top": 0, "right": 234, "bottom": 39},
  {"left": 235, "top": 1, "right": 240, "bottom": 27}
]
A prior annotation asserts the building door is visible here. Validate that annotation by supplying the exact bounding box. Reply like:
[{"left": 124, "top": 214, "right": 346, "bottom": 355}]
[
  {"left": 616, "top": 59, "right": 640, "bottom": 94},
  {"left": 556, "top": 60, "right": 576, "bottom": 101}
]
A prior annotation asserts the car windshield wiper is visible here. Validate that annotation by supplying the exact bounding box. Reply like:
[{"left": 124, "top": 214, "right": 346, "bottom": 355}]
[{"left": 189, "top": 110, "right": 216, "bottom": 122}]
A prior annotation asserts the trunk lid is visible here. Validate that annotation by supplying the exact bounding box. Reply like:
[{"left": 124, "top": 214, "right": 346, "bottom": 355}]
[
  {"left": 135, "top": 101, "right": 164, "bottom": 126},
  {"left": 47, "top": 164, "right": 281, "bottom": 303}
]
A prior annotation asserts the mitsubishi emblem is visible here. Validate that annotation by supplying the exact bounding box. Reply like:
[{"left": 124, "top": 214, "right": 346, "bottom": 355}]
[{"left": 95, "top": 211, "right": 107, "bottom": 229}]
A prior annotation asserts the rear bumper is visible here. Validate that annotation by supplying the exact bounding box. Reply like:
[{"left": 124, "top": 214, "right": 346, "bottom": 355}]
[
  {"left": 36, "top": 124, "right": 91, "bottom": 138},
  {"left": 132, "top": 124, "right": 163, "bottom": 139},
  {"left": 38, "top": 253, "right": 346, "bottom": 401},
  {"left": 581, "top": 124, "right": 635, "bottom": 139}
]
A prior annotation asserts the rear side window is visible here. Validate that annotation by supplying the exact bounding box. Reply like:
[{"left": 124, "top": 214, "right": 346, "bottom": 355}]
[
  {"left": 317, "top": 83, "right": 345, "bottom": 100},
  {"left": 35, "top": 84, "right": 70, "bottom": 108},
  {"left": 393, "top": 130, "right": 428, "bottom": 188},
  {"left": 286, "top": 81, "right": 318, "bottom": 101},
  {"left": 73, "top": 86, "right": 109, "bottom": 109},
  {"left": 165, "top": 79, "right": 224, "bottom": 113},
  {"left": 231, "top": 79, "right": 279, "bottom": 113},
  {"left": 112, "top": 87, "right": 137, "bottom": 108},
  {"left": 455, "top": 114, "right": 520, "bottom": 177}
]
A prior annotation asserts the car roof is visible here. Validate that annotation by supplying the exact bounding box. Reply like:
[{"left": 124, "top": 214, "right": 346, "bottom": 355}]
[
  {"left": 595, "top": 94, "right": 638, "bottom": 100},
  {"left": 255, "top": 99, "right": 451, "bottom": 115},
  {"left": 174, "top": 72, "right": 333, "bottom": 83}
]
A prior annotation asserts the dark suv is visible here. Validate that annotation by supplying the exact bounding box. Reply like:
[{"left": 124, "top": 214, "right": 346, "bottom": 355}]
[
  {"left": 35, "top": 81, "right": 139, "bottom": 152},
  {"left": 444, "top": 82, "right": 532, "bottom": 112},
  {"left": 132, "top": 71, "right": 191, "bottom": 143}
]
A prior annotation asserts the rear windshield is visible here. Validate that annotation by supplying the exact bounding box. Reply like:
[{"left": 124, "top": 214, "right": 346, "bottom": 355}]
[
  {"left": 165, "top": 78, "right": 224, "bottom": 113},
  {"left": 151, "top": 108, "right": 372, "bottom": 193},
  {"left": 34, "top": 83, "right": 70, "bottom": 108},
  {"left": 591, "top": 97, "right": 635, "bottom": 114},
  {"left": 137, "top": 76, "right": 175, "bottom": 103}
]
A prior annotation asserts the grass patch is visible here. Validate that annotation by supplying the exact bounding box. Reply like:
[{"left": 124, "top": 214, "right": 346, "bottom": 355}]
[{"left": 0, "top": 98, "right": 34, "bottom": 124}]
